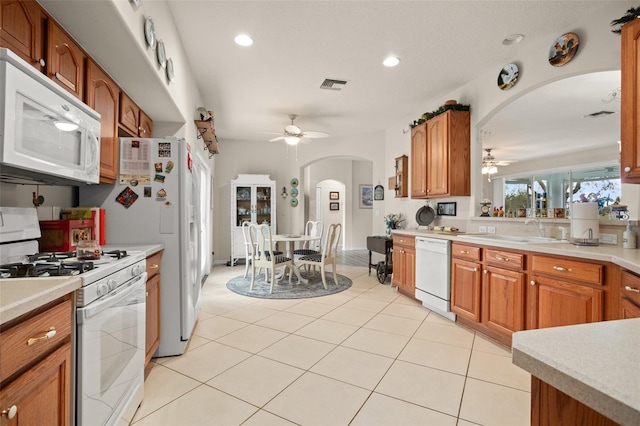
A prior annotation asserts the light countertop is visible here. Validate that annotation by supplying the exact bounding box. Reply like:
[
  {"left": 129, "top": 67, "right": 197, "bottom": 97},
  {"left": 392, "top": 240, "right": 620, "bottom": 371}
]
[
  {"left": 512, "top": 318, "right": 640, "bottom": 425},
  {"left": 0, "top": 276, "right": 81, "bottom": 325},
  {"left": 391, "top": 229, "right": 640, "bottom": 274}
]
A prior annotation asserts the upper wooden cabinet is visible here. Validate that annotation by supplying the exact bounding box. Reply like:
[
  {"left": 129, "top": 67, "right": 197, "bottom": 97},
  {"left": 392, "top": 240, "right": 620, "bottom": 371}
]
[
  {"left": 47, "top": 20, "right": 85, "bottom": 99},
  {"left": 0, "top": 0, "right": 46, "bottom": 71},
  {"left": 119, "top": 92, "right": 153, "bottom": 137},
  {"left": 85, "top": 59, "right": 120, "bottom": 184},
  {"left": 410, "top": 123, "right": 428, "bottom": 198},
  {"left": 425, "top": 110, "right": 470, "bottom": 197},
  {"left": 621, "top": 18, "right": 640, "bottom": 183}
]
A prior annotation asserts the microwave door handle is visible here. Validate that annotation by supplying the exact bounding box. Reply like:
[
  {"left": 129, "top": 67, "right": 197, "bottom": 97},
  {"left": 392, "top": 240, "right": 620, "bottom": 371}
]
[
  {"left": 87, "top": 131, "right": 100, "bottom": 172},
  {"left": 78, "top": 273, "right": 147, "bottom": 322}
]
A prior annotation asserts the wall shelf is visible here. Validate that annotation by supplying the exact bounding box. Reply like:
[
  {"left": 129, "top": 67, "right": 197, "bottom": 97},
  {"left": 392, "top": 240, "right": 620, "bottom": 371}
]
[{"left": 194, "top": 120, "right": 220, "bottom": 156}]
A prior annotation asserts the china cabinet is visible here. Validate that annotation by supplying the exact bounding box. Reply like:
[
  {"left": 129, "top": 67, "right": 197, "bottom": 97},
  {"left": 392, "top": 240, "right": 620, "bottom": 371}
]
[
  {"left": 230, "top": 174, "right": 276, "bottom": 265},
  {"left": 394, "top": 155, "right": 408, "bottom": 197},
  {"left": 621, "top": 18, "right": 640, "bottom": 183}
]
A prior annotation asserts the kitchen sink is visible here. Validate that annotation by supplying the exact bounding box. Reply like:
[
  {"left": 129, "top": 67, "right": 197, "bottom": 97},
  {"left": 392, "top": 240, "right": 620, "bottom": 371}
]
[{"left": 460, "top": 234, "right": 564, "bottom": 244}]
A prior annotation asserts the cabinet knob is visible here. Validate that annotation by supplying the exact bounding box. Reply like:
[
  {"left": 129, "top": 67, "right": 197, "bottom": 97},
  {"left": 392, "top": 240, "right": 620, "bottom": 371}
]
[
  {"left": 149, "top": 264, "right": 159, "bottom": 269},
  {"left": 495, "top": 256, "right": 509, "bottom": 262},
  {"left": 530, "top": 280, "right": 536, "bottom": 286},
  {"left": 473, "top": 267, "right": 478, "bottom": 272},
  {"left": 38, "top": 58, "right": 45, "bottom": 67},
  {"left": 55, "top": 72, "right": 61, "bottom": 80},
  {"left": 625, "top": 166, "right": 631, "bottom": 173},
  {"left": 624, "top": 285, "right": 640, "bottom": 293},
  {"left": 460, "top": 250, "right": 469, "bottom": 254},
  {"left": 1, "top": 405, "right": 17, "bottom": 419},
  {"left": 483, "top": 269, "right": 487, "bottom": 274}
]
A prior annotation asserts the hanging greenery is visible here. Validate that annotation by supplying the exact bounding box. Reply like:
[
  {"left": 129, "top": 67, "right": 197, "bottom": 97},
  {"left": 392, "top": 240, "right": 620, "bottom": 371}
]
[
  {"left": 611, "top": 6, "right": 640, "bottom": 34},
  {"left": 410, "top": 102, "right": 471, "bottom": 128}
]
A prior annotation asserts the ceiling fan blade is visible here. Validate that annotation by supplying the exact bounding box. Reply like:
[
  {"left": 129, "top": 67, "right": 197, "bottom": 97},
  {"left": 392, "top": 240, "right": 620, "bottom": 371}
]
[
  {"left": 301, "top": 131, "right": 330, "bottom": 139},
  {"left": 257, "top": 131, "right": 283, "bottom": 135},
  {"left": 269, "top": 136, "right": 285, "bottom": 142}
]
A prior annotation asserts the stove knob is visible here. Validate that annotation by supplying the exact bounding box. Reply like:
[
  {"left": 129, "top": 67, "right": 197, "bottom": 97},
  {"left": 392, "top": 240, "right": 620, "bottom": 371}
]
[
  {"left": 108, "top": 279, "right": 117, "bottom": 291},
  {"left": 132, "top": 264, "right": 144, "bottom": 276},
  {"left": 97, "top": 283, "right": 109, "bottom": 297}
]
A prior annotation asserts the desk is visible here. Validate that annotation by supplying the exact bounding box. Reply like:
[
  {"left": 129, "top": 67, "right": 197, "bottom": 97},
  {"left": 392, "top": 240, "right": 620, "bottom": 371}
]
[{"left": 272, "top": 234, "right": 320, "bottom": 284}]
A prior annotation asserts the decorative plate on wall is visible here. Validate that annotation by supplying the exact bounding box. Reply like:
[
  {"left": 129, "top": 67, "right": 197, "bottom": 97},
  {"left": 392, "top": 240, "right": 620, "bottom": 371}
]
[
  {"left": 497, "top": 63, "right": 519, "bottom": 90},
  {"left": 166, "top": 58, "right": 175, "bottom": 83},
  {"left": 156, "top": 40, "right": 166, "bottom": 68},
  {"left": 548, "top": 32, "right": 579, "bottom": 67},
  {"left": 290, "top": 188, "right": 298, "bottom": 197},
  {"left": 290, "top": 198, "right": 298, "bottom": 207},
  {"left": 290, "top": 178, "right": 299, "bottom": 187},
  {"left": 144, "top": 16, "right": 155, "bottom": 48}
]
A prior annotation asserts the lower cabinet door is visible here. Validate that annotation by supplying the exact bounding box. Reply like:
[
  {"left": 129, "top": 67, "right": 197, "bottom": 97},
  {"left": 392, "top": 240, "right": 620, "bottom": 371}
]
[
  {"left": 451, "top": 258, "right": 482, "bottom": 322},
  {"left": 483, "top": 266, "right": 525, "bottom": 336},
  {"left": 0, "top": 342, "right": 71, "bottom": 426},
  {"left": 532, "top": 276, "right": 603, "bottom": 329},
  {"left": 146, "top": 273, "right": 161, "bottom": 366}
]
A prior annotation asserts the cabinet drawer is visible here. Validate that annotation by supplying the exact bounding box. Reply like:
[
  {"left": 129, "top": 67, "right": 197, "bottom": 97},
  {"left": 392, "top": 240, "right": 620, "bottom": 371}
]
[
  {"left": 0, "top": 297, "right": 72, "bottom": 383},
  {"left": 621, "top": 270, "right": 640, "bottom": 306},
  {"left": 393, "top": 234, "right": 415, "bottom": 248},
  {"left": 146, "top": 250, "right": 163, "bottom": 278},
  {"left": 452, "top": 243, "right": 481, "bottom": 261},
  {"left": 485, "top": 249, "right": 524, "bottom": 270},
  {"left": 531, "top": 255, "right": 603, "bottom": 286}
]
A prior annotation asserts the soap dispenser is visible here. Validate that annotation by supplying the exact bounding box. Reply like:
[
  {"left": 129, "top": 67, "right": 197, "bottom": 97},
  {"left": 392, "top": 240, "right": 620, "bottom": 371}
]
[{"left": 623, "top": 222, "right": 636, "bottom": 249}]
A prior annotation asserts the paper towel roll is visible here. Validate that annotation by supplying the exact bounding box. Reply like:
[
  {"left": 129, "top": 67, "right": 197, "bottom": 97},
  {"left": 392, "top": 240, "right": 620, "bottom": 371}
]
[{"left": 571, "top": 203, "right": 599, "bottom": 244}]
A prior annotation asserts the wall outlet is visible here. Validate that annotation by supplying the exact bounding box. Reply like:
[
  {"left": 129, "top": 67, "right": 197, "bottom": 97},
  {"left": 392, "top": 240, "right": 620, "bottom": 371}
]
[
  {"left": 599, "top": 233, "right": 618, "bottom": 245},
  {"left": 487, "top": 226, "right": 496, "bottom": 234},
  {"left": 478, "top": 225, "right": 487, "bottom": 233}
]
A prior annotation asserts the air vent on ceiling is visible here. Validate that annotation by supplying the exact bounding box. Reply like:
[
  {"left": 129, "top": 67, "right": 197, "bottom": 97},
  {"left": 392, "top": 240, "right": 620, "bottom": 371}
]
[
  {"left": 320, "top": 78, "right": 348, "bottom": 91},
  {"left": 582, "top": 110, "right": 618, "bottom": 118}
]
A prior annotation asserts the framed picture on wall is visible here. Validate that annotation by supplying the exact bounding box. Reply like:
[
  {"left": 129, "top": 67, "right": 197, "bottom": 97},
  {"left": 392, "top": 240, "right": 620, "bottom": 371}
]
[
  {"left": 330, "top": 202, "right": 339, "bottom": 211},
  {"left": 374, "top": 184, "right": 384, "bottom": 200},
  {"left": 359, "top": 184, "right": 373, "bottom": 209},
  {"left": 329, "top": 191, "right": 339, "bottom": 200}
]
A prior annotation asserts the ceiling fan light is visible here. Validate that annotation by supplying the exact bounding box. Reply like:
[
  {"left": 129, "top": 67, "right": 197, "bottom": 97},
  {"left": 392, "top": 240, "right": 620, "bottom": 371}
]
[
  {"left": 284, "top": 136, "right": 300, "bottom": 145},
  {"left": 482, "top": 165, "right": 498, "bottom": 175}
]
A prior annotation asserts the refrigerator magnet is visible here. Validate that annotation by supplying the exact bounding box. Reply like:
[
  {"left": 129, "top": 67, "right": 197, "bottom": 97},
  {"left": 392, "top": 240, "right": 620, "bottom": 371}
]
[
  {"left": 156, "top": 188, "right": 167, "bottom": 199},
  {"left": 144, "top": 187, "right": 152, "bottom": 197},
  {"left": 116, "top": 187, "right": 139, "bottom": 208},
  {"left": 154, "top": 174, "right": 165, "bottom": 183},
  {"left": 154, "top": 163, "right": 163, "bottom": 173},
  {"left": 165, "top": 161, "right": 174, "bottom": 173}
]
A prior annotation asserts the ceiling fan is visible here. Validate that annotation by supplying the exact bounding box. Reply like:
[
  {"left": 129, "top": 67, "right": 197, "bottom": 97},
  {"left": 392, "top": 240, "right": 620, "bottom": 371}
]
[
  {"left": 482, "top": 148, "right": 516, "bottom": 181},
  {"left": 265, "top": 114, "right": 330, "bottom": 145}
]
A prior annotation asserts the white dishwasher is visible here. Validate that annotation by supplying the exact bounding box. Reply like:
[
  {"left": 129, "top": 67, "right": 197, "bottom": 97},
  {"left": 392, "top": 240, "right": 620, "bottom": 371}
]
[{"left": 414, "top": 237, "right": 456, "bottom": 321}]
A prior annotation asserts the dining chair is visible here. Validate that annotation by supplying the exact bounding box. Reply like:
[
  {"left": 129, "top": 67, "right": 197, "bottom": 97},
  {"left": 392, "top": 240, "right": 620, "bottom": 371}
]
[
  {"left": 293, "top": 221, "right": 323, "bottom": 273},
  {"left": 249, "top": 223, "right": 293, "bottom": 294},
  {"left": 297, "top": 223, "right": 341, "bottom": 289},
  {"left": 241, "top": 221, "right": 256, "bottom": 278}
]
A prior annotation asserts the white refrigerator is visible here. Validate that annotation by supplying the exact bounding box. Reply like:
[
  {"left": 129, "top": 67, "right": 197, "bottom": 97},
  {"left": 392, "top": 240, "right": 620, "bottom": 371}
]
[{"left": 80, "top": 137, "right": 212, "bottom": 357}]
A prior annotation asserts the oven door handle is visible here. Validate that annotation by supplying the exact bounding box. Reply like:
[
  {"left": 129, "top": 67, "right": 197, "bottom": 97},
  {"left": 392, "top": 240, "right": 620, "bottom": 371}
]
[{"left": 78, "top": 273, "right": 148, "bottom": 323}]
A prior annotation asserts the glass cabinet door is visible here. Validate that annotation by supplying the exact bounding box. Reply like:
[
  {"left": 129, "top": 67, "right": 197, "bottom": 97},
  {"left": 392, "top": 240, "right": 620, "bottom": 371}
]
[
  {"left": 255, "top": 185, "right": 272, "bottom": 226},
  {"left": 235, "top": 185, "right": 251, "bottom": 226}
]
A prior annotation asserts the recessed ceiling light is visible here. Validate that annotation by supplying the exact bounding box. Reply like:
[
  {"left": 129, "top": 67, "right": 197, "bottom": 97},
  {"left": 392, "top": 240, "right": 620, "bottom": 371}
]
[
  {"left": 502, "top": 34, "right": 524, "bottom": 45},
  {"left": 383, "top": 56, "right": 400, "bottom": 67},
  {"left": 234, "top": 34, "right": 253, "bottom": 47}
]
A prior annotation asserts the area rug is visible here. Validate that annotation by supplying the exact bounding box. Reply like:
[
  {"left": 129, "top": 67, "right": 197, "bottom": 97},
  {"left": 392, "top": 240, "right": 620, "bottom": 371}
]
[{"left": 226, "top": 271, "right": 352, "bottom": 299}]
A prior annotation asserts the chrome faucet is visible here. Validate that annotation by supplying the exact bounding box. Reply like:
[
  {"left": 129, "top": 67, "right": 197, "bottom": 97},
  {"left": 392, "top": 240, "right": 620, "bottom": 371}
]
[{"left": 525, "top": 218, "right": 545, "bottom": 237}]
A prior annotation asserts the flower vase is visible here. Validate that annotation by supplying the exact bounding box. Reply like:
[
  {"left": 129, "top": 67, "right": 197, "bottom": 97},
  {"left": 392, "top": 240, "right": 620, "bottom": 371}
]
[{"left": 385, "top": 225, "right": 394, "bottom": 237}]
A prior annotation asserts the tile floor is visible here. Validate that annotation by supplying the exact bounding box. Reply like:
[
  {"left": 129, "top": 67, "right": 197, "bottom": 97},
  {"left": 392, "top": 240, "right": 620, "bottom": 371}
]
[{"left": 131, "top": 260, "right": 531, "bottom": 425}]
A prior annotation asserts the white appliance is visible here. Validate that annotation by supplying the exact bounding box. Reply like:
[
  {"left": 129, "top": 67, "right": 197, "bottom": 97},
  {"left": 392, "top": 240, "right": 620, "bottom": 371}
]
[
  {"left": 0, "top": 48, "right": 101, "bottom": 185},
  {"left": 414, "top": 237, "right": 456, "bottom": 321},
  {"left": 80, "top": 137, "right": 212, "bottom": 357},
  {"left": 0, "top": 207, "right": 146, "bottom": 426}
]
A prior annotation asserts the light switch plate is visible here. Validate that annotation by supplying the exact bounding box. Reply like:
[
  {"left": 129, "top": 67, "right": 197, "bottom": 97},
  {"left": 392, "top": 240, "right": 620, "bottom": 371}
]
[
  {"left": 479, "top": 226, "right": 487, "bottom": 233},
  {"left": 599, "top": 233, "right": 618, "bottom": 245},
  {"left": 487, "top": 226, "right": 496, "bottom": 234}
]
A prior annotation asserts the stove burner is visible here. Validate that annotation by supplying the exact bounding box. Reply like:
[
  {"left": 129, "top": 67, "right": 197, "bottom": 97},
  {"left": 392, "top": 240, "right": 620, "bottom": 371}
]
[
  {"left": 0, "top": 260, "right": 95, "bottom": 278},
  {"left": 28, "top": 251, "right": 76, "bottom": 262},
  {"left": 103, "top": 250, "right": 127, "bottom": 260}
]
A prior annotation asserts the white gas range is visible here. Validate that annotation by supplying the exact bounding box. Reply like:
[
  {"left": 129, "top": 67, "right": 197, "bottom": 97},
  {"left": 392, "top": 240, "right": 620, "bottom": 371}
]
[{"left": 0, "top": 207, "right": 146, "bottom": 425}]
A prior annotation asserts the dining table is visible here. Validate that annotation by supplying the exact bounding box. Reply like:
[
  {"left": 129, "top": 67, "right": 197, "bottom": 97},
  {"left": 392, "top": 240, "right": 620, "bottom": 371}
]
[{"left": 272, "top": 234, "right": 320, "bottom": 284}]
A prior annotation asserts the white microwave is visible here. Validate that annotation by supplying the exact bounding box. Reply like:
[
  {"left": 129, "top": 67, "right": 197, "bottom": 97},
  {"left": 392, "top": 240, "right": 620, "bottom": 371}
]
[{"left": 0, "top": 48, "right": 101, "bottom": 185}]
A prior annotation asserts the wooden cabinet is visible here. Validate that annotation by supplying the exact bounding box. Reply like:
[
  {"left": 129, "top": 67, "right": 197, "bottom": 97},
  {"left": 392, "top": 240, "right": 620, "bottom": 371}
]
[
  {"left": 410, "top": 123, "right": 427, "bottom": 198},
  {"left": 0, "top": 0, "right": 46, "bottom": 71},
  {"left": 119, "top": 92, "right": 153, "bottom": 137},
  {"left": 85, "top": 59, "right": 120, "bottom": 184},
  {"left": 620, "top": 18, "right": 640, "bottom": 183},
  {"left": 392, "top": 234, "right": 415, "bottom": 298},
  {"left": 425, "top": 110, "right": 470, "bottom": 197},
  {"left": 394, "top": 155, "right": 408, "bottom": 197},
  {"left": 0, "top": 295, "right": 72, "bottom": 425},
  {"left": 529, "top": 255, "right": 604, "bottom": 329},
  {"left": 482, "top": 249, "right": 526, "bottom": 339},
  {"left": 145, "top": 250, "right": 163, "bottom": 367},
  {"left": 451, "top": 242, "right": 482, "bottom": 322},
  {"left": 620, "top": 269, "right": 640, "bottom": 319},
  {"left": 46, "top": 20, "right": 85, "bottom": 99}
]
